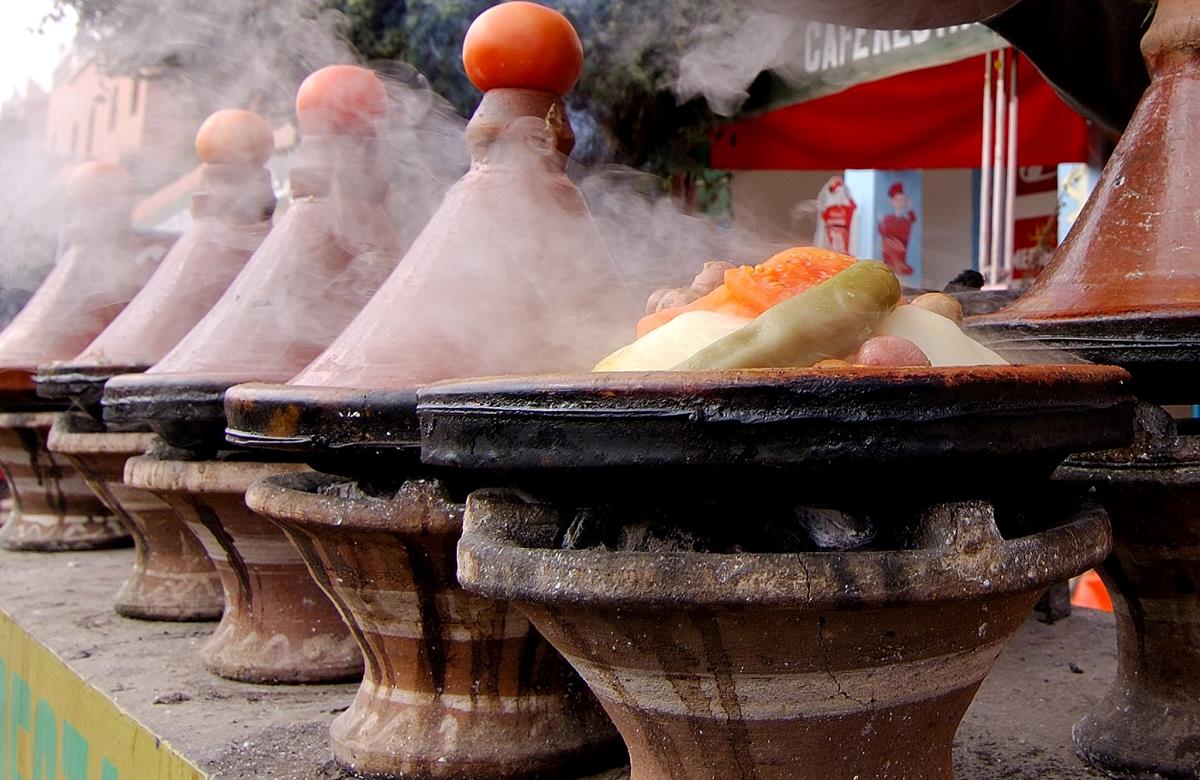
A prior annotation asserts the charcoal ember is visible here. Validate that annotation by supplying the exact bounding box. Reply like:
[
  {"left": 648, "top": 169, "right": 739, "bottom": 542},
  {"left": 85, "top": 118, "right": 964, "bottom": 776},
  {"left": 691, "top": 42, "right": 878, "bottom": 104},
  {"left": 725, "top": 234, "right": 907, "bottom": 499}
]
[
  {"left": 562, "top": 508, "right": 611, "bottom": 550},
  {"left": 791, "top": 506, "right": 876, "bottom": 551},
  {"left": 314, "top": 479, "right": 396, "bottom": 500},
  {"left": 616, "top": 522, "right": 711, "bottom": 553},
  {"left": 316, "top": 480, "right": 371, "bottom": 500},
  {"left": 1133, "top": 400, "right": 1176, "bottom": 440}
]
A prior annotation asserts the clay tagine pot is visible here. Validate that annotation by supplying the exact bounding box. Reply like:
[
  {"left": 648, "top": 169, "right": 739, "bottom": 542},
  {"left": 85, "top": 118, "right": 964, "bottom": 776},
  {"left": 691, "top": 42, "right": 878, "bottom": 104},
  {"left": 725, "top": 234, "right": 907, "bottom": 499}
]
[
  {"left": 108, "top": 64, "right": 407, "bottom": 683},
  {"left": 420, "top": 366, "right": 1134, "bottom": 780},
  {"left": 38, "top": 109, "right": 276, "bottom": 415},
  {"left": 0, "top": 161, "right": 173, "bottom": 550},
  {"left": 246, "top": 471, "right": 622, "bottom": 778},
  {"left": 34, "top": 109, "right": 276, "bottom": 618},
  {"left": 229, "top": 5, "right": 642, "bottom": 774},
  {"left": 968, "top": 1, "right": 1200, "bottom": 776},
  {"left": 103, "top": 65, "right": 402, "bottom": 453},
  {"left": 47, "top": 414, "right": 222, "bottom": 620},
  {"left": 970, "top": 0, "right": 1200, "bottom": 406}
]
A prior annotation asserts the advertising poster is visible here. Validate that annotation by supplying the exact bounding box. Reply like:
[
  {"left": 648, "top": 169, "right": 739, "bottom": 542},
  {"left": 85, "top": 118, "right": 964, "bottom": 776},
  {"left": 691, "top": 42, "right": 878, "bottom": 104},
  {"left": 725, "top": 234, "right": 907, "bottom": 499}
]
[
  {"left": 814, "top": 174, "right": 857, "bottom": 254},
  {"left": 844, "top": 169, "right": 923, "bottom": 286},
  {"left": 1058, "top": 163, "right": 1101, "bottom": 245}
]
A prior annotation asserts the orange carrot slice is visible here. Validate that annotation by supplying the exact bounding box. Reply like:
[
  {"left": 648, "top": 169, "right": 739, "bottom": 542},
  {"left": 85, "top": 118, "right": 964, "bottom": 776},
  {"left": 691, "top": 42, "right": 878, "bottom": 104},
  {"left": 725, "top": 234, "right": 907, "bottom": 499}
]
[{"left": 637, "top": 247, "right": 857, "bottom": 337}]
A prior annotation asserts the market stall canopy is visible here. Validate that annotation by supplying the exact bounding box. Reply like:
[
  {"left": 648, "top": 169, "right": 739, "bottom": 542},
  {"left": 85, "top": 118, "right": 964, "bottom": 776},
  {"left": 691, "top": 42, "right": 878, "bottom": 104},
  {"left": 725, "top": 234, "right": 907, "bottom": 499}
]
[{"left": 711, "top": 53, "right": 1090, "bottom": 171}]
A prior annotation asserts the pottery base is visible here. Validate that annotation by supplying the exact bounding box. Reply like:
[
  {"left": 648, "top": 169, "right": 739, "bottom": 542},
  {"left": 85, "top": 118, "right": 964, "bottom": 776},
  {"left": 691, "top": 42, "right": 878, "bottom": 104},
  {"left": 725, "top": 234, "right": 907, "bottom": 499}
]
[
  {"left": 125, "top": 452, "right": 361, "bottom": 683},
  {"left": 47, "top": 417, "right": 223, "bottom": 621},
  {"left": 0, "top": 411, "right": 126, "bottom": 551}
]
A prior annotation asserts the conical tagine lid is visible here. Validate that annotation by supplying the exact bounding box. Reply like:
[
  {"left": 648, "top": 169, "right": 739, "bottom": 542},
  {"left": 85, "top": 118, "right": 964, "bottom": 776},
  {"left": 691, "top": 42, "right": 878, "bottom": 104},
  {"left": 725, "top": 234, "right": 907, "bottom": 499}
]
[
  {"left": 36, "top": 109, "right": 277, "bottom": 411},
  {"left": 225, "top": 2, "right": 643, "bottom": 453},
  {"left": 970, "top": 0, "right": 1200, "bottom": 404},
  {"left": 103, "top": 65, "right": 404, "bottom": 445},
  {"left": 0, "top": 161, "right": 169, "bottom": 407}
]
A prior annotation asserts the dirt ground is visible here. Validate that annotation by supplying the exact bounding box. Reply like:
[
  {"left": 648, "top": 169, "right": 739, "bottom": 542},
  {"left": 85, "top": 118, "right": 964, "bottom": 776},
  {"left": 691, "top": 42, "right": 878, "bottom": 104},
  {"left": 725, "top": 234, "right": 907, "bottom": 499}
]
[{"left": 0, "top": 546, "right": 1115, "bottom": 778}]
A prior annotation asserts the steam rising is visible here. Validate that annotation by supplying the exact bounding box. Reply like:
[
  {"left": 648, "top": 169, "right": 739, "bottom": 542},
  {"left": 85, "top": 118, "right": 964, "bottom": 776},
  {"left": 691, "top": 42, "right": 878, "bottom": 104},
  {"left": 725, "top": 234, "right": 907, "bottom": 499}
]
[
  {"left": 0, "top": 0, "right": 1085, "bottom": 389},
  {"left": 0, "top": 137, "right": 62, "bottom": 327}
]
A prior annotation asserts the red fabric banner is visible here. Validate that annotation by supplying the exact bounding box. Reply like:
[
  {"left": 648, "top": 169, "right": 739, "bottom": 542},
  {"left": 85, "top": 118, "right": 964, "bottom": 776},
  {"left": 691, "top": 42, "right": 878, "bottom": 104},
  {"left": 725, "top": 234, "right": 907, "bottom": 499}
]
[{"left": 710, "top": 53, "right": 1090, "bottom": 171}]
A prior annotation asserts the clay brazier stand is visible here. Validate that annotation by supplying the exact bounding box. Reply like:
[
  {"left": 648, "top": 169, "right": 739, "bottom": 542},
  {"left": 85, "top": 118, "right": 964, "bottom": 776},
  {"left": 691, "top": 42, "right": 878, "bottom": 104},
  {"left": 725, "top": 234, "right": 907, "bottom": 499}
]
[
  {"left": 228, "top": 81, "right": 630, "bottom": 775},
  {"left": 245, "top": 467, "right": 622, "bottom": 779},
  {"left": 47, "top": 414, "right": 222, "bottom": 620},
  {"left": 99, "top": 66, "right": 410, "bottom": 684},
  {"left": 420, "top": 367, "right": 1133, "bottom": 780},
  {"left": 968, "top": 1, "right": 1200, "bottom": 776},
  {"left": 0, "top": 409, "right": 120, "bottom": 551},
  {"left": 35, "top": 122, "right": 276, "bottom": 618}
]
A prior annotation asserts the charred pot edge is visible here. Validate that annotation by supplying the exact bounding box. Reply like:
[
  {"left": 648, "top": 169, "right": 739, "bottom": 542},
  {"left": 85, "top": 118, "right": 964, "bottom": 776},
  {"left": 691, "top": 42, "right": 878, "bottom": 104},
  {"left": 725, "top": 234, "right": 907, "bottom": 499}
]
[
  {"left": 457, "top": 489, "right": 1112, "bottom": 610},
  {"left": 417, "top": 366, "right": 1135, "bottom": 471},
  {"left": 35, "top": 362, "right": 151, "bottom": 412},
  {"left": 102, "top": 372, "right": 238, "bottom": 451},
  {"left": 245, "top": 470, "right": 461, "bottom": 536},
  {"left": 224, "top": 382, "right": 420, "bottom": 452},
  {"left": 966, "top": 313, "right": 1200, "bottom": 404}
]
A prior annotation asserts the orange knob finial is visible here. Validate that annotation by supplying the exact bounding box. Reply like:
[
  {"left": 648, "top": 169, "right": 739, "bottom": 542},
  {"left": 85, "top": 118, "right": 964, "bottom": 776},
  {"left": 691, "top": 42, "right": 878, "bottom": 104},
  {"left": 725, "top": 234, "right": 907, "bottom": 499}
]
[
  {"left": 463, "top": 2, "right": 584, "bottom": 96},
  {"left": 195, "top": 109, "right": 275, "bottom": 166},
  {"left": 65, "top": 161, "right": 134, "bottom": 205},
  {"left": 295, "top": 65, "right": 389, "bottom": 137}
]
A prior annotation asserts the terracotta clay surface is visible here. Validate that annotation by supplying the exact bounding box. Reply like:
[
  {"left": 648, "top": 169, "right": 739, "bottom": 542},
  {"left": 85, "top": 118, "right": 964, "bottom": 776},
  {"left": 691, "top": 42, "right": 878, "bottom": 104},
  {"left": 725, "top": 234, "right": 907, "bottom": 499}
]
[
  {"left": 224, "top": 88, "right": 640, "bottom": 455},
  {"left": 0, "top": 162, "right": 170, "bottom": 407},
  {"left": 103, "top": 68, "right": 401, "bottom": 448},
  {"left": 0, "top": 411, "right": 124, "bottom": 550},
  {"left": 47, "top": 415, "right": 221, "bottom": 621},
  {"left": 247, "top": 471, "right": 623, "bottom": 779},
  {"left": 1058, "top": 410, "right": 1200, "bottom": 779},
  {"left": 970, "top": 0, "right": 1200, "bottom": 403},
  {"left": 457, "top": 490, "right": 1110, "bottom": 780},
  {"left": 36, "top": 112, "right": 276, "bottom": 413},
  {"left": 125, "top": 452, "right": 360, "bottom": 683}
]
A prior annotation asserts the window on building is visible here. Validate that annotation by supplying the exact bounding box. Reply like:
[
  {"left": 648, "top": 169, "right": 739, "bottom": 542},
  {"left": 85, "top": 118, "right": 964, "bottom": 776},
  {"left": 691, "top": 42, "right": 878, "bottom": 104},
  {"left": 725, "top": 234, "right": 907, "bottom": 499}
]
[
  {"left": 130, "top": 77, "right": 140, "bottom": 115},
  {"left": 86, "top": 105, "right": 97, "bottom": 157},
  {"left": 109, "top": 86, "right": 119, "bottom": 130}
]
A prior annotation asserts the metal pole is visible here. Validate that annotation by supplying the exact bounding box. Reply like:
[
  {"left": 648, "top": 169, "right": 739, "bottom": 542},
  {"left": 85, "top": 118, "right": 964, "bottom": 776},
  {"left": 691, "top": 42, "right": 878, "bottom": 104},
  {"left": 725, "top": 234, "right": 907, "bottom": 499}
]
[
  {"left": 1003, "top": 50, "right": 1020, "bottom": 283},
  {"left": 989, "top": 49, "right": 1008, "bottom": 287},
  {"left": 978, "top": 52, "right": 993, "bottom": 281}
]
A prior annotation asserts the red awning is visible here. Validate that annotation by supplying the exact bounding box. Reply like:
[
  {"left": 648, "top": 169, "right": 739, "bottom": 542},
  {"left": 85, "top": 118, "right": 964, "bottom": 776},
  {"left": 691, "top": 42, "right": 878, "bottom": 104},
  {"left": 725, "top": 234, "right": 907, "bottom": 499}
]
[{"left": 710, "top": 53, "right": 1090, "bottom": 170}]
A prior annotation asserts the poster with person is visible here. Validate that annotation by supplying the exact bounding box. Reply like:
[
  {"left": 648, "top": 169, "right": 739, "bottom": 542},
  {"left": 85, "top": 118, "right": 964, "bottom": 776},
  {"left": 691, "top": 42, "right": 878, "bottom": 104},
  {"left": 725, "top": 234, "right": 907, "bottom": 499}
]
[
  {"left": 844, "top": 169, "right": 923, "bottom": 285},
  {"left": 814, "top": 174, "right": 858, "bottom": 254}
]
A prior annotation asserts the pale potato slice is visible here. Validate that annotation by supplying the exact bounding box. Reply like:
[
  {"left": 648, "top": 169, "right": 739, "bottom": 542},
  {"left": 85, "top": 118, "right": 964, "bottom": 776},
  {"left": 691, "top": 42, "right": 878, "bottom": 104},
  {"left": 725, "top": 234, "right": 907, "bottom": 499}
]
[
  {"left": 594, "top": 311, "right": 753, "bottom": 372},
  {"left": 876, "top": 305, "right": 1007, "bottom": 367}
]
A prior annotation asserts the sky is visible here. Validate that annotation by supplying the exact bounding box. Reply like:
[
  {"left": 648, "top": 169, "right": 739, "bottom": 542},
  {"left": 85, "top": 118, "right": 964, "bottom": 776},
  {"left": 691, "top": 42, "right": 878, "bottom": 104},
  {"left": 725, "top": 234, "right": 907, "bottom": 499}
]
[{"left": 0, "top": 1, "right": 78, "bottom": 100}]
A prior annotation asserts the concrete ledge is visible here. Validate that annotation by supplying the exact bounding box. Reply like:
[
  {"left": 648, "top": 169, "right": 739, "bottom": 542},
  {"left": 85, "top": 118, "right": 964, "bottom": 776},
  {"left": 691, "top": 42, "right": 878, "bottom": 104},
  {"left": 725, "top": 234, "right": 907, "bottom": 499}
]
[{"left": 0, "top": 546, "right": 1114, "bottom": 778}]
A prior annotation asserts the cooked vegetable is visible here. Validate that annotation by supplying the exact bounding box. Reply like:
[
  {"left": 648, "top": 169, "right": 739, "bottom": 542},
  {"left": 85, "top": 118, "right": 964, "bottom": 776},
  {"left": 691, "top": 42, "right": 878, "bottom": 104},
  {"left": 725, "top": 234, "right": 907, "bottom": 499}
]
[
  {"left": 674, "top": 261, "right": 901, "bottom": 371},
  {"left": 594, "top": 310, "right": 752, "bottom": 372},
  {"left": 637, "top": 247, "right": 855, "bottom": 337},
  {"left": 853, "top": 335, "right": 931, "bottom": 367},
  {"left": 876, "top": 305, "right": 1007, "bottom": 366},
  {"left": 910, "top": 292, "right": 964, "bottom": 324}
]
